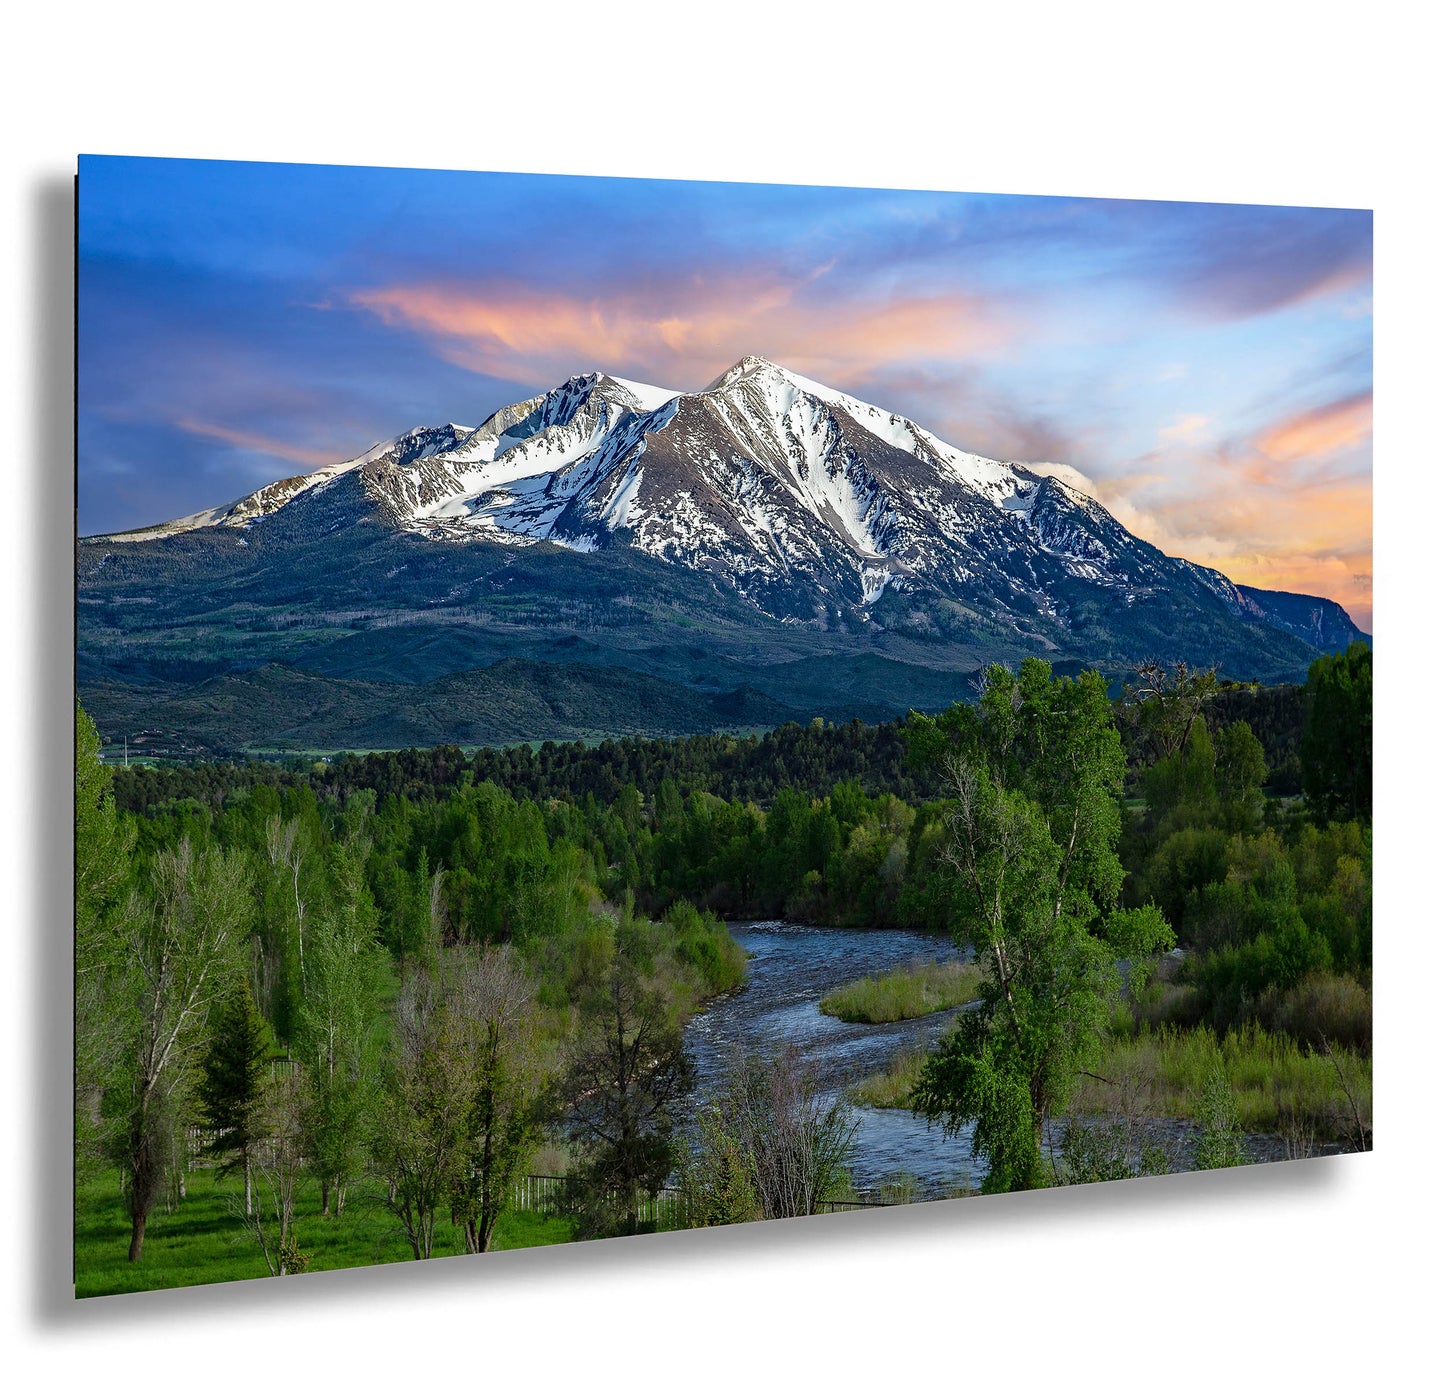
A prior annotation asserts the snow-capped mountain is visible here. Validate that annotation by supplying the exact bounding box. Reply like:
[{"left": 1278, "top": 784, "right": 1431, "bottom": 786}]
[
  {"left": 98, "top": 356, "right": 1364, "bottom": 654},
  {"left": 115, "top": 423, "right": 477, "bottom": 541}
]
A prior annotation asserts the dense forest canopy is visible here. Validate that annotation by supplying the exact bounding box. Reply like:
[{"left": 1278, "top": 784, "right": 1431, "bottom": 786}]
[{"left": 109, "top": 679, "right": 1311, "bottom": 817}]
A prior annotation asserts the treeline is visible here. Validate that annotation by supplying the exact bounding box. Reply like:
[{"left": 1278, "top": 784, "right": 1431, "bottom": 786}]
[
  {"left": 111, "top": 681, "right": 1307, "bottom": 819},
  {"left": 111, "top": 718, "right": 935, "bottom": 816},
  {"left": 101, "top": 664, "right": 1352, "bottom": 952}
]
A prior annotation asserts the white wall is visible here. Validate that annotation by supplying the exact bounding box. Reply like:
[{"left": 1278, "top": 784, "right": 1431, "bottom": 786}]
[{"left": 3, "top": 4, "right": 1435, "bottom": 1394}]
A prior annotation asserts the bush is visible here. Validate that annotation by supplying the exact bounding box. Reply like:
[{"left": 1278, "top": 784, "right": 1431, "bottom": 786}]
[
  {"left": 665, "top": 901, "right": 747, "bottom": 997},
  {"left": 1073, "top": 1023, "right": 1370, "bottom": 1141},
  {"left": 848, "top": 1049, "right": 930, "bottom": 1109},
  {"left": 1058, "top": 1118, "right": 1171, "bottom": 1184},
  {"left": 688, "top": 1042, "right": 859, "bottom": 1219},
  {"left": 1258, "top": 971, "right": 1372, "bottom": 1054},
  {"left": 1192, "top": 1069, "right": 1251, "bottom": 1170}
]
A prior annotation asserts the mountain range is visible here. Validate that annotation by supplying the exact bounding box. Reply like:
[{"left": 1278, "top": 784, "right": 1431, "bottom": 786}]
[{"left": 77, "top": 357, "right": 1367, "bottom": 755}]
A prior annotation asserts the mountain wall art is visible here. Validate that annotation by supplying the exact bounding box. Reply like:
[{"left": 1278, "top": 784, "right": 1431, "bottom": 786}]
[{"left": 74, "top": 157, "right": 1373, "bottom": 1298}]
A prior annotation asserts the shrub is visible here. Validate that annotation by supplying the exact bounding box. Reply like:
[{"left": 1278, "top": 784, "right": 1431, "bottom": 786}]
[
  {"left": 689, "top": 1042, "right": 859, "bottom": 1219},
  {"left": 1192, "top": 1069, "right": 1251, "bottom": 1170},
  {"left": 848, "top": 1049, "right": 929, "bottom": 1109},
  {"left": 1258, "top": 971, "right": 1372, "bottom": 1054},
  {"left": 665, "top": 901, "right": 747, "bottom": 997},
  {"left": 1058, "top": 1118, "right": 1171, "bottom": 1184}
]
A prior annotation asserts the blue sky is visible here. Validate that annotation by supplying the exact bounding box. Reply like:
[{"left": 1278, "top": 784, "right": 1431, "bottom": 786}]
[{"left": 77, "top": 156, "right": 1373, "bottom": 625}]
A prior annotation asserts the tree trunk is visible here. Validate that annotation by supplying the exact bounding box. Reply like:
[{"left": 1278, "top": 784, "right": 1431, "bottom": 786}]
[
  {"left": 320, "top": 1178, "right": 330, "bottom": 1216},
  {"left": 245, "top": 1152, "right": 253, "bottom": 1217},
  {"left": 128, "top": 1209, "right": 147, "bottom": 1263}
]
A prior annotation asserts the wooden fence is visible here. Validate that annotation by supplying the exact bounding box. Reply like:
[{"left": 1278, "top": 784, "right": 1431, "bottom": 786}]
[
  {"left": 510, "top": 1173, "right": 689, "bottom": 1228},
  {"left": 174, "top": 1149, "right": 887, "bottom": 1227}
]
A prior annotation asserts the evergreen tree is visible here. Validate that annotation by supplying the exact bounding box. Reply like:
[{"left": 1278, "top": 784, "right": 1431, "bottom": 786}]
[
  {"left": 1301, "top": 641, "right": 1372, "bottom": 821},
  {"left": 200, "top": 976, "right": 274, "bottom": 1215}
]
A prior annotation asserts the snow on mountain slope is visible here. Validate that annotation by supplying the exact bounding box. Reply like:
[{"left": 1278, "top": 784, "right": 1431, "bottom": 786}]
[
  {"left": 104, "top": 423, "right": 475, "bottom": 542},
  {"left": 95, "top": 357, "right": 1364, "bottom": 650}
]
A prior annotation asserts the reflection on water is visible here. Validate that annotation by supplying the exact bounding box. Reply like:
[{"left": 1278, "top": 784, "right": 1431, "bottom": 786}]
[{"left": 683, "top": 920, "right": 985, "bottom": 1197}]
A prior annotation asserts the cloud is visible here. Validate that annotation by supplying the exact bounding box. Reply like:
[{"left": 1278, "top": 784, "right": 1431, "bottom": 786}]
[
  {"left": 172, "top": 416, "right": 342, "bottom": 469},
  {"left": 1024, "top": 391, "right": 1373, "bottom": 630},
  {"left": 1025, "top": 461, "right": 1097, "bottom": 494},
  {"left": 348, "top": 254, "right": 1377, "bottom": 632},
  {"left": 1151, "top": 205, "right": 1372, "bottom": 321},
  {"left": 1253, "top": 389, "right": 1373, "bottom": 464},
  {"left": 1158, "top": 413, "right": 1209, "bottom": 445},
  {"left": 346, "top": 270, "right": 1018, "bottom": 394}
]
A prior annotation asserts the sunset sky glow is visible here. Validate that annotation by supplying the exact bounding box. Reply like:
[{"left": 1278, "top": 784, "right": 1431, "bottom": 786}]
[{"left": 78, "top": 156, "right": 1373, "bottom": 628}]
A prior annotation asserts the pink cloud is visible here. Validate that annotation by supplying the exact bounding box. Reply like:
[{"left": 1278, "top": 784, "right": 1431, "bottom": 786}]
[
  {"left": 347, "top": 271, "right": 1017, "bottom": 393},
  {"left": 173, "top": 416, "right": 341, "bottom": 469},
  {"left": 1029, "top": 399, "right": 1373, "bottom": 630},
  {"left": 1254, "top": 390, "right": 1373, "bottom": 464}
]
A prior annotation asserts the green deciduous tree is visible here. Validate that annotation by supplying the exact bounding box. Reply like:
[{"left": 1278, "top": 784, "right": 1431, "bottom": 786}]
[
  {"left": 906, "top": 661, "right": 1173, "bottom": 1192},
  {"left": 298, "top": 844, "right": 389, "bottom": 1217},
  {"left": 373, "top": 943, "right": 553, "bottom": 1258},
  {"left": 1122, "top": 659, "right": 1220, "bottom": 765},
  {"left": 106, "top": 840, "right": 253, "bottom": 1261},
  {"left": 443, "top": 947, "right": 554, "bottom": 1253},
  {"left": 75, "top": 704, "right": 136, "bottom": 1161},
  {"left": 239, "top": 1065, "right": 311, "bottom": 1275},
  {"left": 1214, "top": 719, "right": 1268, "bottom": 813},
  {"left": 563, "top": 957, "right": 694, "bottom": 1235},
  {"left": 372, "top": 964, "right": 464, "bottom": 1261}
]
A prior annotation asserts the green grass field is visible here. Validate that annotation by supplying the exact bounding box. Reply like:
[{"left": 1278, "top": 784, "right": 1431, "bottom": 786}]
[{"left": 74, "top": 1167, "right": 577, "bottom": 1298}]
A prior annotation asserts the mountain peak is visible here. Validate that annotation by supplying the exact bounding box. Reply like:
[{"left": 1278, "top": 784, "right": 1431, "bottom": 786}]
[
  {"left": 589, "top": 372, "right": 683, "bottom": 413},
  {"left": 704, "top": 354, "right": 795, "bottom": 393},
  {"left": 81, "top": 354, "right": 1367, "bottom": 673}
]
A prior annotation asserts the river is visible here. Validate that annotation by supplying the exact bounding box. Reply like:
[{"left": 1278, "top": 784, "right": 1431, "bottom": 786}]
[
  {"left": 684, "top": 920, "right": 985, "bottom": 1199},
  {"left": 682, "top": 919, "right": 1311, "bottom": 1201}
]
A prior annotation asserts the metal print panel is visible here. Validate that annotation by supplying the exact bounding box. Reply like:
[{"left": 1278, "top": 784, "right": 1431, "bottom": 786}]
[{"left": 74, "top": 156, "right": 1372, "bottom": 1297}]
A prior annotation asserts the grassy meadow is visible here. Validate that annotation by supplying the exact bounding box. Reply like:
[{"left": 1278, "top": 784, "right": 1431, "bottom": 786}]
[{"left": 74, "top": 1167, "right": 578, "bottom": 1298}]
